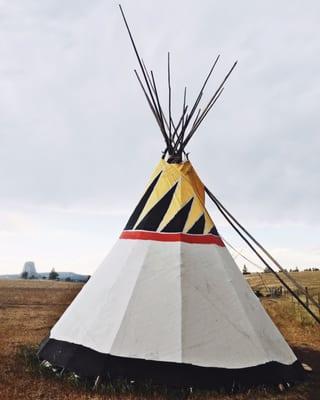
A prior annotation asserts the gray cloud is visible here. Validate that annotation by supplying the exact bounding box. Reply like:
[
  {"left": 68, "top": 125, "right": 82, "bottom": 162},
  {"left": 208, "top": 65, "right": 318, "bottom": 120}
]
[{"left": 0, "top": 0, "right": 319, "bottom": 272}]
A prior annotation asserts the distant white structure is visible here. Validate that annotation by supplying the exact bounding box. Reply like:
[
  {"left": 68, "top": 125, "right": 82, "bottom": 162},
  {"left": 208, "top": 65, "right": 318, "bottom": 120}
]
[{"left": 22, "top": 261, "right": 38, "bottom": 278}]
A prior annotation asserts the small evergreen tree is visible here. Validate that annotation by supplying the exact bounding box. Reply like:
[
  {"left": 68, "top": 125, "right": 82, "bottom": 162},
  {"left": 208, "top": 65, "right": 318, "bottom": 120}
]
[
  {"left": 21, "top": 271, "right": 28, "bottom": 279},
  {"left": 49, "top": 268, "right": 59, "bottom": 280},
  {"left": 242, "top": 265, "right": 249, "bottom": 275}
]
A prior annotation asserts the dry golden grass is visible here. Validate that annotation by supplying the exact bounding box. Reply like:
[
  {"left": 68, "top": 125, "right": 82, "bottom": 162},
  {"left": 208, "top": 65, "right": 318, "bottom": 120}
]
[
  {"left": 246, "top": 271, "right": 320, "bottom": 295},
  {"left": 0, "top": 276, "right": 319, "bottom": 400}
]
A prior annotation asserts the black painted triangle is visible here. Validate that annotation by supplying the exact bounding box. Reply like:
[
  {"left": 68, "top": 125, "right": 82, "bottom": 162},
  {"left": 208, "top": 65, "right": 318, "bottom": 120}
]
[
  {"left": 209, "top": 225, "right": 219, "bottom": 236},
  {"left": 187, "top": 213, "right": 205, "bottom": 234},
  {"left": 135, "top": 182, "right": 178, "bottom": 231},
  {"left": 161, "top": 198, "right": 194, "bottom": 233},
  {"left": 124, "top": 171, "right": 162, "bottom": 230}
]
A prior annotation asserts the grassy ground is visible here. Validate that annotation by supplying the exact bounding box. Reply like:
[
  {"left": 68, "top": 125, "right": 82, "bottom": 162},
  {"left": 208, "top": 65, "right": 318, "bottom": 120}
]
[
  {"left": 246, "top": 271, "right": 320, "bottom": 295},
  {"left": 0, "top": 275, "right": 319, "bottom": 400}
]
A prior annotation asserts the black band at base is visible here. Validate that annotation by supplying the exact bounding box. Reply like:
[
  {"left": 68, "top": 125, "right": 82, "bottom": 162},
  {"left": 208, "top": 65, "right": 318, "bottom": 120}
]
[{"left": 38, "top": 338, "right": 305, "bottom": 389}]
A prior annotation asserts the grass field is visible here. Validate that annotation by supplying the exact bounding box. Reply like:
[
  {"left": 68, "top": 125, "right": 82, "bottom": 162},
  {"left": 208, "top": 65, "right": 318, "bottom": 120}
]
[
  {"left": 0, "top": 273, "right": 319, "bottom": 400},
  {"left": 246, "top": 271, "right": 320, "bottom": 295}
]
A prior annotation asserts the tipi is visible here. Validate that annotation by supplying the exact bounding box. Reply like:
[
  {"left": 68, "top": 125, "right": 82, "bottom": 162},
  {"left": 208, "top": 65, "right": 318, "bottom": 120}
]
[{"left": 38, "top": 6, "right": 305, "bottom": 388}]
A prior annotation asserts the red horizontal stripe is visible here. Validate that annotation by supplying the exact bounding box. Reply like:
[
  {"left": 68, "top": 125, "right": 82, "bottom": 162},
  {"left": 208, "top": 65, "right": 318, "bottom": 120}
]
[{"left": 120, "top": 230, "right": 225, "bottom": 246}]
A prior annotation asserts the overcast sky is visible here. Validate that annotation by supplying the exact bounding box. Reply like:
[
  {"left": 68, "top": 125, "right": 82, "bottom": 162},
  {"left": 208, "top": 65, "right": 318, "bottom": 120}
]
[{"left": 1, "top": 0, "right": 320, "bottom": 275}]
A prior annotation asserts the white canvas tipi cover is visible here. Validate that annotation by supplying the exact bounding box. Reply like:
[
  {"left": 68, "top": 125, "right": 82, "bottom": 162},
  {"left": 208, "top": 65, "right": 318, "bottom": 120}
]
[{"left": 39, "top": 160, "right": 304, "bottom": 387}]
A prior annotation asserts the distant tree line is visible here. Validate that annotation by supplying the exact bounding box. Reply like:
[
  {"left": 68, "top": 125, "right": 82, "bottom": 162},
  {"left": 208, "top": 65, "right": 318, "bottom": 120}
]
[
  {"left": 21, "top": 268, "right": 90, "bottom": 283},
  {"left": 302, "top": 267, "right": 319, "bottom": 272},
  {"left": 21, "top": 268, "right": 60, "bottom": 280},
  {"left": 263, "top": 266, "right": 319, "bottom": 273},
  {"left": 241, "top": 265, "right": 320, "bottom": 275}
]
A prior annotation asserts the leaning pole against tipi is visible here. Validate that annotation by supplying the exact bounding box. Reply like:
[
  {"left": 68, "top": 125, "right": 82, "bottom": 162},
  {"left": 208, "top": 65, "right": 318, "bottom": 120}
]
[{"left": 38, "top": 5, "right": 306, "bottom": 389}]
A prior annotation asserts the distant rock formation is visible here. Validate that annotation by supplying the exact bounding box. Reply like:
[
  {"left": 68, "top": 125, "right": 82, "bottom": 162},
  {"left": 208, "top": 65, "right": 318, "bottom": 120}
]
[{"left": 22, "top": 261, "right": 38, "bottom": 278}]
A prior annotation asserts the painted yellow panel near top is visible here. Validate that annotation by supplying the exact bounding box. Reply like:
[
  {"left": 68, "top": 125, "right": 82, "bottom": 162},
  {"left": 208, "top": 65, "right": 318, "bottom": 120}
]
[{"left": 133, "top": 159, "right": 216, "bottom": 233}]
